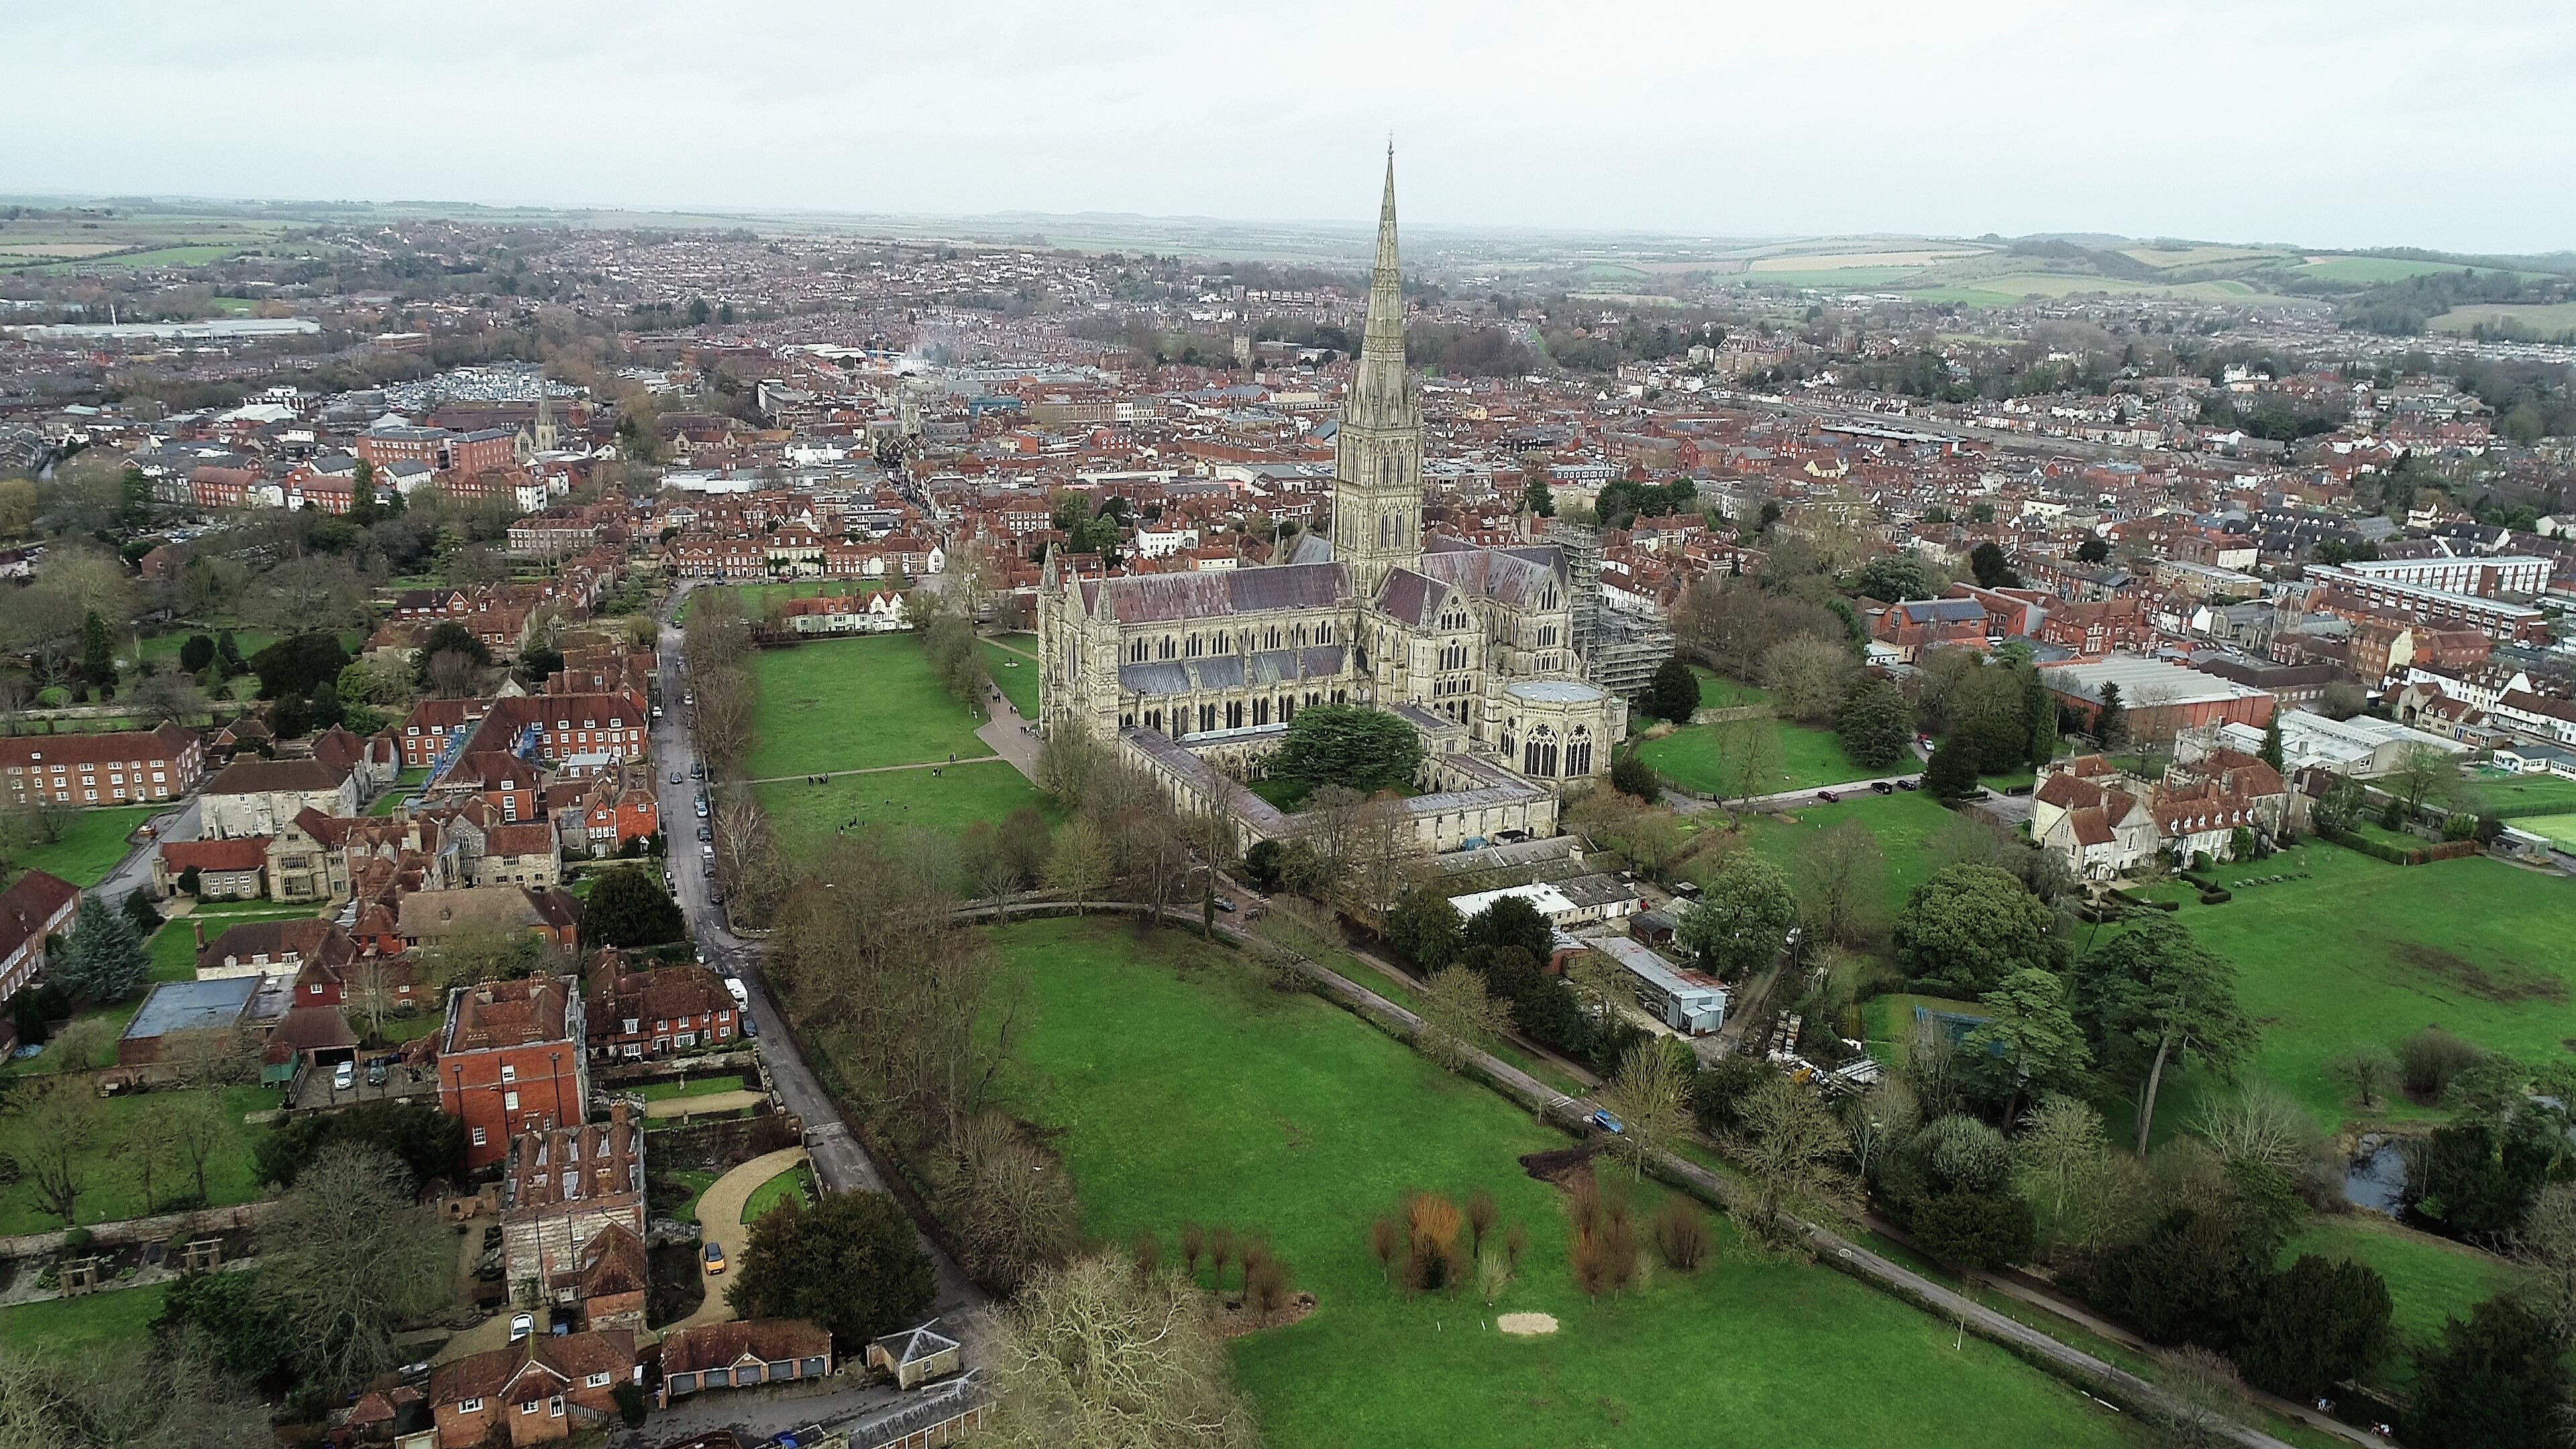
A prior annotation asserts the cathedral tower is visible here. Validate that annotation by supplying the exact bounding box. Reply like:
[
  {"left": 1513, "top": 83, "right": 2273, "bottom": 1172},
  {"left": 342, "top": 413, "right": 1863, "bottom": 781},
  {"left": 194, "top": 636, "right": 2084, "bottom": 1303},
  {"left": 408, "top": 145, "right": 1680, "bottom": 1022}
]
[{"left": 1331, "top": 150, "right": 1424, "bottom": 598}]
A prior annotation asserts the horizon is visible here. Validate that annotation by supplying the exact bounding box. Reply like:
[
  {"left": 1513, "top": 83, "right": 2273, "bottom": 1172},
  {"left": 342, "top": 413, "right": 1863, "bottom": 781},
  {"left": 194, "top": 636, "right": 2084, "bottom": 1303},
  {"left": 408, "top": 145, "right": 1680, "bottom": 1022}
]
[{"left": 7, "top": 0, "right": 2572, "bottom": 256}]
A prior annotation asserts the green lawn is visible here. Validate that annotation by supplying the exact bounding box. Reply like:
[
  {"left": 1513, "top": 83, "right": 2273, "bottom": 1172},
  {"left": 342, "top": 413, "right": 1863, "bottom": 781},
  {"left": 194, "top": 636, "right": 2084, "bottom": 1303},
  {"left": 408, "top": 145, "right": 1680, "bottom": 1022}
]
[
  {"left": 745, "top": 635, "right": 993, "bottom": 779},
  {"left": 148, "top": 905, "right": 318, "bottom": 981},
  {"left": 2470, "top": 766, "right": 2576, "bottom": 817},
  {"left": 370, "top": 766, "right": 432, "bottom": 815},
  {"left": 1640, "top": 718, "right": 1886, "bottom": 798},
  {"left": 1688, "top": 667, "right": 1770, "bottom": 710},
  {"left": 2146, "top": 841, "right": 2576, "bottom": 1128},
  {"left": 0, "top": 1282, "right": 167, "bottom": 1357},
  {"left": 991, "top": 918, "right": 2137, "bottom": 1449},
  {"left": 1738, "top": 788, "right": 1957, "bottom": 915},
  {"left": 661, "top": 1168, "right": 720, "bottom": 1223},
  {"left": 1860, "top": 992, "right": 1986, "bottom": 1067},
  {"left": 2282, "top": 1214, "right": 2520, "bottom": 1353},
  {"left": 0, "top": 1085, "right": 276, "bottom": 1236},
  {"left": 7, "top": 805, "right": 159, "bottom": 889},
  {"left": 635, "top": 1074, "right": 750, "bottom": 1102},
  {"left": 2512, "top": 812, "right": 2576, "bottom": 849},
  {"left": 742, "top": 1165, "right": 813, "bottom": 1224},
  {"left": 757, "top": 759, "right": 1056, "bottom": 849},
  {"left": 686, "top": 581, "right": 906, "bottom": 621},
  {"left": 981, "top": 639, "right": 1039, "bottom": 718}
]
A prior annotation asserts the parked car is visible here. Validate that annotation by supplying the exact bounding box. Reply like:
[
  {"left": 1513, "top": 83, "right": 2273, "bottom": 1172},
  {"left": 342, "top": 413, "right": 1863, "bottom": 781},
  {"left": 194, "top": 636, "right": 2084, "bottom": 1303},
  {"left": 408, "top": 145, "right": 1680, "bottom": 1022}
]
[
  {"left": 1214, "top": 896, "right": 1238, "bottom": 914},
  {"left": 509, "top": 1312, "right": 535, "bottom": 1342},
  {"left": 1815, "top": 790, "right": 1839, "bottom": 804},
  {"left": 740, "top": 1014, "right": 757, "bottom": 1038},
  {"left": 332, "top": 1061, "right": 355, "bottom": 1091},
  {"left": 696, "top": 824, "right": 713, "bottom": 842},
  {"left": 671, "top": 771, "right": 685, "bottom": 785},
  {"left": 398, "top": 1361, "right": 431, "bottom": 1382},
  {"left": 694, "top": 799, "right": 709, "bottom": 818},
  {"left": 702, "top": 1242, "right": 726, "bottom": 1275},
  {"left": 1896, "top": 778, "right": 1919, "bottom": 791},
  {"left": 1590, "top": 1110, "right": 1625, "bottom": 1135},
  {"left": 366, "top": 1059, "right": 390, "bottom": 1087},
  {"left": 684, "top": 692, "right": 696, "bottom": 706},
  {"left": 700, "top": 843, "right": 715, "bottom": 860},
  {"left": 651, "top": 704, "right": 663, "bottom": 718},
  {"left": 690, "top": 762, "right": 706, "bottom": 780},
  {"left": 1872, "top": 780, "right": 1895, "bottom": 796}
]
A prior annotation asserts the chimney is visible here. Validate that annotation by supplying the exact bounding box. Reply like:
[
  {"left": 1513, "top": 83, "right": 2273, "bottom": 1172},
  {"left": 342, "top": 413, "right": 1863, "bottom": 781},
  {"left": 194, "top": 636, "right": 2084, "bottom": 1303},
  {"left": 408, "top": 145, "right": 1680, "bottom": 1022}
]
[
  {"left": 192, "top": 917, "right": 205, "bottom": 951},
  {"left": 609, "top": 1098, "right": 632, "bottom": 1131}
]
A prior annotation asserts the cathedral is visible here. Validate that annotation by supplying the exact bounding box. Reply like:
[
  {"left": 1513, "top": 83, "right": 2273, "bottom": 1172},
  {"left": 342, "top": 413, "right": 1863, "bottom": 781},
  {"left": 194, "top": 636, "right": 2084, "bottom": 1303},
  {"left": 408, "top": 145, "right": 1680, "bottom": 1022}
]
[{"left": 1037, "top": 154, "right": 1627, "bottom": 796}]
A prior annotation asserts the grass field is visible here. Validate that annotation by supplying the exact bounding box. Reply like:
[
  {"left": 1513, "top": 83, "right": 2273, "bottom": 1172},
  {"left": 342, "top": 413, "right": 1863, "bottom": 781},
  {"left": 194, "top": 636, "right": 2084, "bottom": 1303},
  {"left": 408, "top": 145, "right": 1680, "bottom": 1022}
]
[
  {"left": 1687, "top": 667, "right": 1768, "bottom": 711},
  {"left": 981, "top": 639, "right": 1039, "bottom": 718},
  {"left": 2147, "top": 842, "right": 2576, "bottom": 1127},
  {"left": 757, "top": 759, "right": 1055, "bottom": 851},
  {"left": 1728, "top": 266, "right": 1923, "bottom": 290},
  {"left": 2282, "top": 1214, "right": 2520, "bottom": 1353},
  {"left": 745, "top": 635, "right": 992, "bottom": 780},
  {"left": 370, "top": 766, "right": 432, "bottom": 815},
  {"left": 635, "top": 1074, "right": 750, "bottom": 1102},
  {"left": 7, "top": 805, "right": 158, "bottom": 889},
  {"left": 1639, "top": 717, "right": 1886, "bottom": 798},
  {"left": 0, "top": 1283, "right": 167, "bottom": 1356},
  {"left": 660, "top": 1168, "right": 720, "bottom": 1222},
  {"left": 991, "top": 918, "right": 2139, "bottom": 1449},
  {"left": 686, "top": 581, "right": 906, "bottom": 622},
  {"left": 2512, "top": 813, "right": 2576, "bottom": 849},
  {"left": 2471, "top": 772, "right": 2576, "bottom": 818},
  {"left": 2291, "top": 256, "right": 2468, "bottom": 284},
  {"left": 742, "top": 1164, "right": 814, "bottom": 1224},
  {"left": 0, "top": 1085, "right": 274, "bottom": 1236}
]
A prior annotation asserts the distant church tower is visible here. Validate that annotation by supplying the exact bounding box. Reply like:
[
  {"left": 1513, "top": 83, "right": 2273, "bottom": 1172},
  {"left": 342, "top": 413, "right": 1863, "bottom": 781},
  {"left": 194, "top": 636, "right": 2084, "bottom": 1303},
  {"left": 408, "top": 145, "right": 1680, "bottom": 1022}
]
[
  {"left": 533, "top": 370, "right": 558, "bottom": 453},
  {"left": 1331, "top": 150, "right": 1424, "bottom": 598}
]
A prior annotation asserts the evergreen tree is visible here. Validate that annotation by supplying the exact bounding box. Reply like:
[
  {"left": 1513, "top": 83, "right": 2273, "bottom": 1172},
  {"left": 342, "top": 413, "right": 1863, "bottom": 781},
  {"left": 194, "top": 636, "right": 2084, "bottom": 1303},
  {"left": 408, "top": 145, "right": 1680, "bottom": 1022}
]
[
  {"left": 78, "top": 610, "right": 117, "bottom": 698},
  {"left": 1521, "top": 474, "right": 1555, "bottom": 517},
  {"left": 1645, "top": 657, "right": 1700, "bottom": 722},
  {"left": 2400, "top": 1295, "right": 2568, "bottom": 1449},
  {"left": 584, "top": 866, "right": 685, "bottom": 948},
  {"left": 2259, "top": 712, "right": 2284, "bottom": 771},
  {"left": 2021, "top": 665, "right": 2057, "bottom": 772},
  {"left": 56, "top": 894, "right": 150, "bottom": 1006},
  {"left": 1923, "top": 734, "right": 1978, "bottom": 799},
  {"left": 1835, "top": 677, "right": 1913, "bottom": 769},
  {"left": 2092, "top": 682, "right": 2127, "bottom": 752},
  {"left": 178, "top": 633, "right": 216, "bottom": 674},
  {"left": 215, "top": 630, "right": 246, "bottom": 680},
  {"left": 348, "top": 458, "right": 378, "bottom": 527}
]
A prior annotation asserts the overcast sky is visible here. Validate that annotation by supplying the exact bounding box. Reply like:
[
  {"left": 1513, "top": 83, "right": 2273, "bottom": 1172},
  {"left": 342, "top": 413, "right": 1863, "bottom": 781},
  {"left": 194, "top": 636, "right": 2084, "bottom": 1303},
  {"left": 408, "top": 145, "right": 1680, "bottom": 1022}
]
[{"left": 9, "top": 0, "right": 2571, "bottom": 255}]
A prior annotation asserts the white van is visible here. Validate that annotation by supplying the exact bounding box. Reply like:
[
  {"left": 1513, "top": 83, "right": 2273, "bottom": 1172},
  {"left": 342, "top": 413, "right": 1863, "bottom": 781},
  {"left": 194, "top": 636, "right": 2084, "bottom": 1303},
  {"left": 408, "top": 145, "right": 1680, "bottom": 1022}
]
[{"left": 724, "top": 978, "right": 750, "bottom": 1010}]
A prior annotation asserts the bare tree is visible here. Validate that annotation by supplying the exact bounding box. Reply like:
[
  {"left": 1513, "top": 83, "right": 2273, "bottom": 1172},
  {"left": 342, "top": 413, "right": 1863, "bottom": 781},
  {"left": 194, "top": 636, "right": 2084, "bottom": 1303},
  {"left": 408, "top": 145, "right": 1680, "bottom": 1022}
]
[
  {"left": 2153, "top": 1346, "right": 2253, "bottom": 1449},
  {"left": 1046, "top": 818, "right": 1110, "bottom": 915},
  {"left": 1717, "top": 716, "right": 1783, "bottom": 810},
  {"left": 258, "top": 1144, "right": 454, "bottom": 1393},
  {"left": 985, "top": 1254, "right": 1259, "bottom": 1449},
  {"left": 1184, "top": 802, "right": 1240, "bottom": 938},
  {"left": 1415, "top": 967, "right": 1508, "bottom": 1075},
  {"left": 1792, "top": 817, "right": 1886, "bottom": 947},
  {"left": 423, "top": 648, "right": 481, "bottom": 699},
  {"left": 1727, "top": 1075, "right": 1857, "bottom": 1247},
  {"left": 5, "top": 1077, "right": 104, "bottom": 1226},
  {"left": 113, "top": 1103, "right": 178, "bottom": 1216},
  {"left": 1600, "top": 1039, "right": 1692, "bottom": 1183},
  {"left": 166, "top": 1090, "right": 233, "bottom": 1205},
  {"left": 2510, "top": 1181, "right": 2576, "bottom": 1341}
]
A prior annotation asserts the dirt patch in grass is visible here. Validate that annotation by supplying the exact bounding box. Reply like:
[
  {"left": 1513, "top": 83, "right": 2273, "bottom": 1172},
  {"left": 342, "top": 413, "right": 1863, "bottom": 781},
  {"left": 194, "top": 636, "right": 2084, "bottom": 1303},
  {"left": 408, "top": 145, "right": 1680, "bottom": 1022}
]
[
  {"left": 1212, "top": 1290, "right": 1318, "bottom": 1339},
  {"left": 2396, "top": 943, "right": 2569, "bottom": 1005},
  {"left": 1497, "top": 1311, "right": 1560, "bottom": 1336},
  {"left": 1519, "top": 1140, "right": 1607, "bottom": 1184}
]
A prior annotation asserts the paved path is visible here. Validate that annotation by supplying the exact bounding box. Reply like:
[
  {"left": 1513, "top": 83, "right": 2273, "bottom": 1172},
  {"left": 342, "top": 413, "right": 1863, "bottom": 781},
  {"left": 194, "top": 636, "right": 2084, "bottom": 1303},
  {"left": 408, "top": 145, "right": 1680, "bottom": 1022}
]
[
  {"left": 679, "top": 1145, "right": 808, "bottom": 1330},
  {"left": 740, "top": 757, "right": 995, "bottom": 788},
  {"left": 642, "top": 1089, "right": 765, "bottom": 1120},
  {"left": 975, "top": 710, "right": 1042, "bottom": 782},
  {"left": 89, "top": 796, "right": 197, "bottom": 902},
  {"left": 1663, "top": 773, "right": 1924, "bottom": 816}
]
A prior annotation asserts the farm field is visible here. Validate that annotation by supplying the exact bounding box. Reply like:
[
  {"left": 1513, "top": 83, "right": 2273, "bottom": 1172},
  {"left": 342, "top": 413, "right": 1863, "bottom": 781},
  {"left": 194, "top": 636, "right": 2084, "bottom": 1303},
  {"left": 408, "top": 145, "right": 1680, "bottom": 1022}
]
[
  {"left": 0, "top": 1085, "right": 275, "bottom": 1236},
  {"left": 2429, "top": 301, "right": 2576, "bottom": 337},
  {"left": 743, "top": 635, "right": 991, "bottom": 780},
  {"left": 6, "top": 804, "right": 159, "bottom": 889},
  {"left": 2143, "top": 842, "right": 2576, "bottom": 1128},
  {"left": 1639, "top": 716, "right": 1887, "bottom": 798},
  {"left": 1728, "top": 266, "right": 1921, "bottom": 290},
  {"left": 757, "top": 759, "right": 1055, "bottom": 851},
  {"left": 2120, "top": 246, "right": 2290, "bottom": 268},
  {"left": 991, "top": 918, "right": 2141, "bottom": 1449},
  {"left": 2290, "top": 256, "right": 2469, "bottom": 284}
]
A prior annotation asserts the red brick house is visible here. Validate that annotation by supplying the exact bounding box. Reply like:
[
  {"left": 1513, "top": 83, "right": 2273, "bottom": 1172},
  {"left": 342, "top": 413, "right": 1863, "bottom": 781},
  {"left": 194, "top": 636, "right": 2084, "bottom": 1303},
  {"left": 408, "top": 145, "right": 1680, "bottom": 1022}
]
[
  {"left": 152, "top": 836, "right": 270, "bottom": 900},
  {"left": 0, "top": 869, "right": 79, "bottom": 1008},
  {"left": 437, "top": 977, "right": 588, "bottom": 1168},
  {"left": 426, "top": 1328, "right": 637, "bottom": 1448},
  {"left": 2039, "top": 596, "right": 2151, "bottom": 656},
  {"left": 397, "top": 698, "right": 491, "bottom": 770},
  {"left": 0, "top": 722, "right": 203, "bottom": 806},
  {"left": 582, "top": 955, "right": 737, "bottom": 1061}
]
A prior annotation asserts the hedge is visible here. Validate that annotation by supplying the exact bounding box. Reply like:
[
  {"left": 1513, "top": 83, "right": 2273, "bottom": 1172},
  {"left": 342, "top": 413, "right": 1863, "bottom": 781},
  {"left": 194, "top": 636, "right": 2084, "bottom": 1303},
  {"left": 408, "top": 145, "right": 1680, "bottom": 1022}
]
[
  {"left": 2321, "top": 828, "right": 2482, "bottom": 867},
  {"left": 2198, "top": 888, "right": 2233, "bottom": 905}
]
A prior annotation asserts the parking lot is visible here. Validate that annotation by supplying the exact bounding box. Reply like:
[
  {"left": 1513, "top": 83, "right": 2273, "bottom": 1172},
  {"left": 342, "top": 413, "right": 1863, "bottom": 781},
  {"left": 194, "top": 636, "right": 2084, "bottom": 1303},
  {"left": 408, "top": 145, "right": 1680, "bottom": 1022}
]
[{"left": 289, "top": 1055, "right": 439, "bottom": 1111}]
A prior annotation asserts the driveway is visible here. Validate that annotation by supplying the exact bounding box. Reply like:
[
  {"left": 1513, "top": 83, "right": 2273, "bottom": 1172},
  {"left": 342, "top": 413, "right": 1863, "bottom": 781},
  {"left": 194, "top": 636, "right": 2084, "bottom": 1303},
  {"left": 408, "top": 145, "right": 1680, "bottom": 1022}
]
[
  {"left": 90, "top": 796, "right": 199, "bottom": 902},
  {"left": 679, "top": 1145, "right": 808, "bottom": 1330},
  {"left": 641, "top": 1089, "right": 764, "bottom": 1120}
]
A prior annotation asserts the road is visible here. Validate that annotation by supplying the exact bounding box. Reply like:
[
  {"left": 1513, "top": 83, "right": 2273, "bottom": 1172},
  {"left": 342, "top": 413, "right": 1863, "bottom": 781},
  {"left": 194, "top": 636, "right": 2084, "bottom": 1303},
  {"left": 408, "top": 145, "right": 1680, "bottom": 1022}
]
[
  {"left": 1663, "top": 772, "right": 1923, "bottom": 816},
  {"left": 90, "top": 796, "right": 199, "bottom": 903},
  {"left": 651, "top": 582, "right": 987, "bottom": 1327}
]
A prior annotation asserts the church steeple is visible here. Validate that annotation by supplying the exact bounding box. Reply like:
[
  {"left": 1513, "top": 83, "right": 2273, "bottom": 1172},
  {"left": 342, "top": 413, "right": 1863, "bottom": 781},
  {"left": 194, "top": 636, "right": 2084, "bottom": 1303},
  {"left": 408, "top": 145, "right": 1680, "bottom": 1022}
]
[{"left": 1330, "top": 148, "right": 1424, "bottom": 598}]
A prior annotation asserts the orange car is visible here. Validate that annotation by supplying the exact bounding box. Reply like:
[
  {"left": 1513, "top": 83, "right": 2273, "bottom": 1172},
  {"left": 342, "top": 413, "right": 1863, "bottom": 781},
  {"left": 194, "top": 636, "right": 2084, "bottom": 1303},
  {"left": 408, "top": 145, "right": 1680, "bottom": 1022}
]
[{"left": 702, "top": 1241, "right": 727, "bottom": 1275}]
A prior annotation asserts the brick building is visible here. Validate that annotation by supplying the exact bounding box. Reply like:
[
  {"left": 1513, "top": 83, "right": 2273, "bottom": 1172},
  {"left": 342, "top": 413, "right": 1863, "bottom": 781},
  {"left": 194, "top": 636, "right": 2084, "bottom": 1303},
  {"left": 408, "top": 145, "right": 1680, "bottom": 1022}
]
[
  {"left": 439, "top": 977, "right": 588, "bottom": 1168},
  {"left": 0, "top": 722, "right": 203, "bottom": 806}
]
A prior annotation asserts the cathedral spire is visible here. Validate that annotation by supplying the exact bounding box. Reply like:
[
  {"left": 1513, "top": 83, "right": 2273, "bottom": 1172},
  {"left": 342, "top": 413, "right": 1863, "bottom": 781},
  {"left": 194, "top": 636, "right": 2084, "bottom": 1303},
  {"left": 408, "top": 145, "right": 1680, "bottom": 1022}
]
[{"left": 1358, "top": 147, "right": 1405, "bottom": 378}]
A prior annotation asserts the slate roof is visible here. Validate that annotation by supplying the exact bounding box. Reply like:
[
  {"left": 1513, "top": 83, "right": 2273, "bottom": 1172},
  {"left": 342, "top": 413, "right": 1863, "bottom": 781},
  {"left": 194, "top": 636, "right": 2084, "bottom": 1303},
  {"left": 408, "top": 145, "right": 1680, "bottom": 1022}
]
[{"left": 1082, "top": 561, "right": 1349, "bottom": 624}]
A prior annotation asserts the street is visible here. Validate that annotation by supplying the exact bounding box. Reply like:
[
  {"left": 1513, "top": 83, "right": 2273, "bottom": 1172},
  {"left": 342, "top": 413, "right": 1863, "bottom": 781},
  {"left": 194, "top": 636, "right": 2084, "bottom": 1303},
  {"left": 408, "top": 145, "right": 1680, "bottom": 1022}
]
[{"left": 649, "top": 584, "right": 987, "bottom": 1326}]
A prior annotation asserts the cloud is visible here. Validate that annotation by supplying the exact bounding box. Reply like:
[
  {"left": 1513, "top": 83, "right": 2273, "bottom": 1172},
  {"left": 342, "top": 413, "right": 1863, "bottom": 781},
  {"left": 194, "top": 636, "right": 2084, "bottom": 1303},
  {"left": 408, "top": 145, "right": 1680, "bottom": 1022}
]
[{"left": 5, "top": 0, "right": 2569, "bottom": 252}]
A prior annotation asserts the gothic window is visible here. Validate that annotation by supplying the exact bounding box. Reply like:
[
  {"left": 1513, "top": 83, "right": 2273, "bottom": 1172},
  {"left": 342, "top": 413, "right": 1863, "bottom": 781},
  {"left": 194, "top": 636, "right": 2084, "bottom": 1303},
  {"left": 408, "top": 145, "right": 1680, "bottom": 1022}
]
[
  {"left": 1158, "top": 635, "right": 1175, "bottom": 660},
  {"left": 1540, "top": 625, "right": 1558, "bottom": 648},
  {"left": 1254, "top": 698, "right": 1271, "bottom": 726},
  {"left": 1542, "top": 587, "right": 1558, "bottom": 609},
  {"left": 1129, "top": 639, "right": 1148, "bottom": 663},
  {"left": 1120, "top": 711, "right": 1135, "bottom": 729},
  {"left": 1567, "top": 727, "right": 1593, "bottom": 777},
  {"left": 1146, "top": 708, "right": 1163, "bottom": 733},
  {"left": 1199, "top": 703, "right": 1218, "bottom": 733},
  {"left": 1319, "top": 621, "right": 1334, "bottom": 643},
  {"left": 1266, "top": 626, "right": 1282, "bottom": 649},
  {"left": 1332, "top": 689, "right": 1347, "bottom": 704},
  {"left": 1227, "top": 700, "right": 1244, "bottom": 729},
  {"left": 1378, "top": 511, "right": 1392, "bottom": 549},
  {"left": 1185, "top": 633, "right": 1203, "bottom": 659}
]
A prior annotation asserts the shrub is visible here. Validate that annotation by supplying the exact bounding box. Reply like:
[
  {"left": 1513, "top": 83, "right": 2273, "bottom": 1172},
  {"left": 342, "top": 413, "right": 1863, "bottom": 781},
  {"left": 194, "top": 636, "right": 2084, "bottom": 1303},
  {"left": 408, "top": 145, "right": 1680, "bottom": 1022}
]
[
  {"left": 1910, "top": 1190, "right": 2035, "bottom": 1271},
  {"left": 1650, "top": 1197, "right": 1711, "bottom": 1272},
  {"left": 2398, "top": 1028, "right": 2485, "bottom": 1101},
  {"left": 2199, "top": 889, "right": 2233, "bottom": 905}
]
